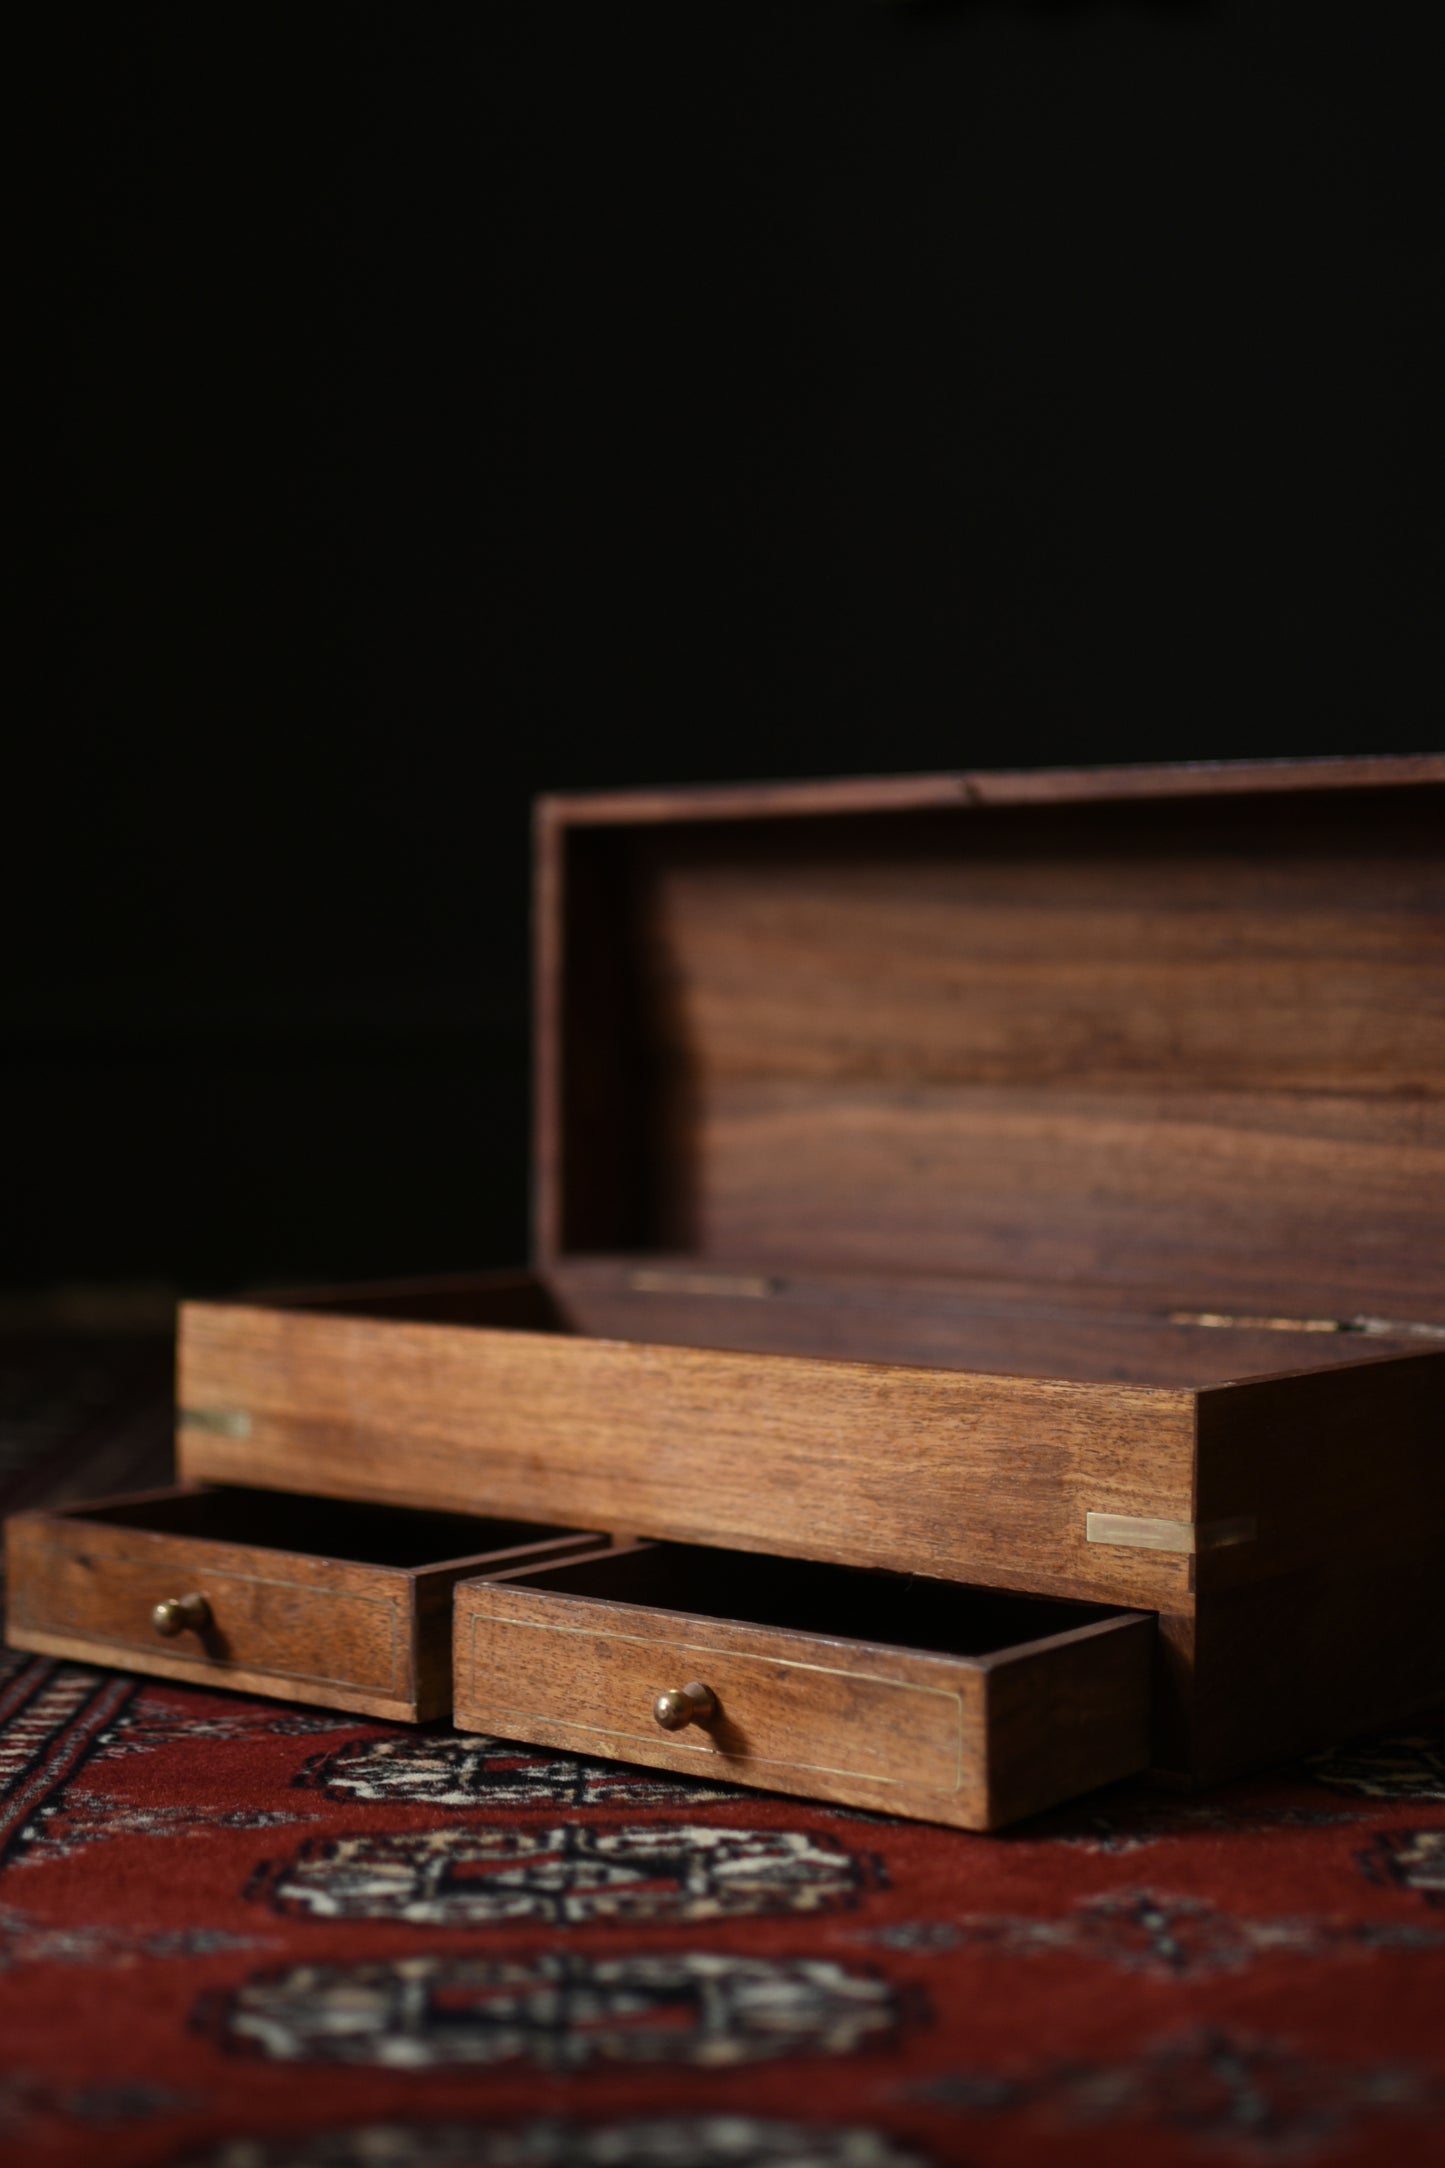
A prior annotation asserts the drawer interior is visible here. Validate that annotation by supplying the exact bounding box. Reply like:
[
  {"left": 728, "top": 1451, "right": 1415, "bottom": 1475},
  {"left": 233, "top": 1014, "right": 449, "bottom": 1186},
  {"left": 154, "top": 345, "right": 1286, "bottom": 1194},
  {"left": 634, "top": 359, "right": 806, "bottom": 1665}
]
[
  {"left": 485, "top": 1540, "right": 1133, "bottom": 1657},
  {"left": 58, "top": 1484, "right": 590, "bottom": 1569}
]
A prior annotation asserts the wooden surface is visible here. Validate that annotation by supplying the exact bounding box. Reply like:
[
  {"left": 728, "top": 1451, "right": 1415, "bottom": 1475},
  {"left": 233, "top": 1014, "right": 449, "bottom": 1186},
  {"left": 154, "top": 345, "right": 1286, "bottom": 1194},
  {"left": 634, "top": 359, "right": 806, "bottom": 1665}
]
[
  {"left": 453, "top": 1550, "right": 1154, "bottom": 1830},
  {"left": 4, "top": 1488, "right": 601, "bottom": 1723},
  {"left": 178, "top": 1300, "right": 1198, "bottom": 1611},
  {"left": 2, "top": 1625, "right": 428, "bottom": 1723},
  {"left": 237, "top": 1259, "right": 1443, "bottom": 1390},
  {"left": 547, "top": 1256, "right": 1440, "bottom": 1388},
  {"left": 408, "top": 1529, "right": 601, "bottom": 1714},
  {"left": 250, "top": 1257, "right": 1442, "bottom": 1389},
  {"left": 979, "top": 1608, "right": 1160, "bottom": 1829},
  {"left": 538, "top": 781, "right": 1445, "bottom": 1316}
]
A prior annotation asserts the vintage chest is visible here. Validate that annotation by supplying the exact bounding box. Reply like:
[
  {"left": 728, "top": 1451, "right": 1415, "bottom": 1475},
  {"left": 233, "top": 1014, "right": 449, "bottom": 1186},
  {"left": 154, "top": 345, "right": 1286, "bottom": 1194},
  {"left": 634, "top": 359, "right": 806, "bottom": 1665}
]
[{"left": 8, "top": 752, "right": 1444, "bottom": 1826}]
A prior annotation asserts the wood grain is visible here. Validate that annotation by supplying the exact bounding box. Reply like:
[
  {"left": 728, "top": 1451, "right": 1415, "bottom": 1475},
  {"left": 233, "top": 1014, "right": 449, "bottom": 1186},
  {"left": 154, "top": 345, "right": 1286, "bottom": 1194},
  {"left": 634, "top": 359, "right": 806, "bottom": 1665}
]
[
  {"left": 4, "top": 1627, "right": 425, "bottom": 1724},
  {"left": 6, "top": 1501, "right": 411, "bottom": 1709},
  {"left": 4, "top": 1488, "right": 601, "bottom": 1722},
  {"left": 1185, "top": 1347, "right": 1445, "bottom": 1781},
  {"left": 670, "top": 1082, "right": 1442, "bottom": 1313},
  {"left": 980, "top": 1610, "right": 1159, "bottom": 1829},
  {"left": 453, "top": 1549, "right": 1154, "bottom": 1830},
  {"left": 549, "top": 1258, "right": 1441, "bottom": 1388},
  {"left": 539, "top": 784, "right": 1445, "bottom": 1314},
  {"left": 209, "top": 1259, "right": 1441, "bottom": 1390},
  {"left": 178, "top": 1300, "right": 1199, "bottom": 1611}
]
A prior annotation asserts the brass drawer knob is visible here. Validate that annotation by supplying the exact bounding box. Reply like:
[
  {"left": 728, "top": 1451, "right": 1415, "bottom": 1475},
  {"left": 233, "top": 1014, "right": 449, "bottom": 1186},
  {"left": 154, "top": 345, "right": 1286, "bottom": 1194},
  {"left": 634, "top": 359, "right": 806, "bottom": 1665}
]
[
  {"left": 653, "top": 1681, "right": 718, "bottom": 1732},
  {"left": 152, "top": 1593, "right": 211, "bottom": 1638}
]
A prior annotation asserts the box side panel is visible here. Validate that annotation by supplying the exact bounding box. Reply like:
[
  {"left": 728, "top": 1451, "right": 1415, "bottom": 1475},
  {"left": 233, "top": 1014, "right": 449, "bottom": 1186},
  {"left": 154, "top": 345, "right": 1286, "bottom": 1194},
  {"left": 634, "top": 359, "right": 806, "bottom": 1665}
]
[
  {"left": 1190, "top": 1350, "right": 1445, "bottom": 1780},
  {"left": 178, "top": 1303, "right": 1197, "bottom": 1609}
]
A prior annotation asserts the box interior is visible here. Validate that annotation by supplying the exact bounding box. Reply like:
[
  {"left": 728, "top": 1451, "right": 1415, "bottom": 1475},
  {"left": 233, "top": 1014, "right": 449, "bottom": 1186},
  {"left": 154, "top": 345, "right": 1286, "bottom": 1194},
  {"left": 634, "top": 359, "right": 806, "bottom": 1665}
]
[
  {"left": 486, "top": 1540, "right": 1128, "bottom": 1658},
  {"left": 280, "top": 1262, "right": 1441, "bottom": 1388},
  {"left": 273, "top": 773, "right": 1443, "bottom": 1390}
]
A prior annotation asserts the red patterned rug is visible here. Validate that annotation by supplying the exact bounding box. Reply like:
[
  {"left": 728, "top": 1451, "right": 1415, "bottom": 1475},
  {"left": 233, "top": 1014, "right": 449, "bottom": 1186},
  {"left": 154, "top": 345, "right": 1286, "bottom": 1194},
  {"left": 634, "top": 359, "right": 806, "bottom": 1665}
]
[{"left": 2, "top": 1339, "right": 1444, "bottom": 2168}]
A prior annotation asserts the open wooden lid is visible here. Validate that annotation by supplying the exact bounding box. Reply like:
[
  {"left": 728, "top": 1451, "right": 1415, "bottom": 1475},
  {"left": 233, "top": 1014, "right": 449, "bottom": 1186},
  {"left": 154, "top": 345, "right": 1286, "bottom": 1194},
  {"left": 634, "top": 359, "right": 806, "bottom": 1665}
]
[{"left": 534, "top": 755, "right": 1445, "bottom": 1322}]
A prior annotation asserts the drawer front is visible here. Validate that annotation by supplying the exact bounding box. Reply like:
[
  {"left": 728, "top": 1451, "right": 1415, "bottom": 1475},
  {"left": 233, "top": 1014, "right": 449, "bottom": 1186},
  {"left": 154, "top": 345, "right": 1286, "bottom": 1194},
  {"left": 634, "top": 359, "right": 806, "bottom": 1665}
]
[
  {"left": 8, "top": 1517, "right": 402, "bottom": 1700},
  {"left": 464, "top": 1600, "right": 967, "bottom": 1795},
  {"left": 456, "top": 1582, "right": 995, "bottom": 1813}
]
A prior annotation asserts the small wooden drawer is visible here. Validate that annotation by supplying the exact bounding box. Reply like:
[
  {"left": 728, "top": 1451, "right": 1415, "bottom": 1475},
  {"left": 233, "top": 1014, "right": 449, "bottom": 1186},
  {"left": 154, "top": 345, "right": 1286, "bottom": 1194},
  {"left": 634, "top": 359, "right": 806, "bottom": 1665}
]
[
  {"left": 453, "top": 1543, "right": 1155, "bottom": 1829},
  {"left": 5, "top": 1485, "right": 602, "bottom": 1722}
]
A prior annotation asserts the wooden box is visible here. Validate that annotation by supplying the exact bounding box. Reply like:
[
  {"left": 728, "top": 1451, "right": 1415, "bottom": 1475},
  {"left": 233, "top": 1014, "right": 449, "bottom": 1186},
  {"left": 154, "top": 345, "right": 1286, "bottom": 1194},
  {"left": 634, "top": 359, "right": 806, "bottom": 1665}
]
[{"left": 8, "top": 753, "right": 1443, "bottom": 1822}]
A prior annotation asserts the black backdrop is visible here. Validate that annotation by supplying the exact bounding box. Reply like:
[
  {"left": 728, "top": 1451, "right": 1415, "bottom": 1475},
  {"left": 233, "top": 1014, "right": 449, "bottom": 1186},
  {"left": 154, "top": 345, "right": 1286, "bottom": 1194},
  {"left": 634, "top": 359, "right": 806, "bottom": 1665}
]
[{"left": 11, "top": 1, "right": 1442, "bottom": 1295}]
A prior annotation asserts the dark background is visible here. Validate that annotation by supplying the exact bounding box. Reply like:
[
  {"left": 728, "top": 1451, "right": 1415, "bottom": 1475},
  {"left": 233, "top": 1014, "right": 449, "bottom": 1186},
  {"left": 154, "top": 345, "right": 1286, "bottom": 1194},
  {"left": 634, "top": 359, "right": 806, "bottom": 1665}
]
[{"left": 11, "top": 1, "right": 1442, "bottom": 1299}]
